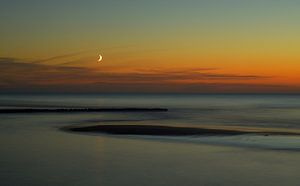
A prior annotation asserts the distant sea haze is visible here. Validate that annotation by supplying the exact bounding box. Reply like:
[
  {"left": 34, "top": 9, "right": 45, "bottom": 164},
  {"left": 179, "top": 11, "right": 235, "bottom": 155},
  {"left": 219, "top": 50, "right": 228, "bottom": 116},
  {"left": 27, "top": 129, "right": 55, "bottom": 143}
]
[{"left": 1, "top": 93, "right": 300, "bottom": 130}]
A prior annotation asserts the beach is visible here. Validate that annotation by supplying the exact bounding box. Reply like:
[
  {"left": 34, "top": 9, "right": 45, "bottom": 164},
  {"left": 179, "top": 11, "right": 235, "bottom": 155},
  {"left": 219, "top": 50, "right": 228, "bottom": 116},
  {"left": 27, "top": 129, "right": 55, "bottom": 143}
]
[{"left": 0, "top": 94, "right": 300, "bottom": 186}]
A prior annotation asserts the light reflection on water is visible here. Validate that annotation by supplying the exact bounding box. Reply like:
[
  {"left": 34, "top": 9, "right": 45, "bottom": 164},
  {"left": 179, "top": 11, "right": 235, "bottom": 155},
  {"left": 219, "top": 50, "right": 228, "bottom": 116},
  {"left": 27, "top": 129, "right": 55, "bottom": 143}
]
[{"left": 0, "top": 94, "right": 300, "bottom": 186}]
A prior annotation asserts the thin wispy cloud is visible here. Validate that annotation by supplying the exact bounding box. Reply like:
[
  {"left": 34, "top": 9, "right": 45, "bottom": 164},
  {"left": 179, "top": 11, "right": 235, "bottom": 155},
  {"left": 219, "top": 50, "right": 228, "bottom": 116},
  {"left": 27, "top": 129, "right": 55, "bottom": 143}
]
[
  {"left": 31, "top": 52, "right": 84, "bottom": 64},
  {"left": 0, "top": 57, "right": 295, "bottom": 93}
]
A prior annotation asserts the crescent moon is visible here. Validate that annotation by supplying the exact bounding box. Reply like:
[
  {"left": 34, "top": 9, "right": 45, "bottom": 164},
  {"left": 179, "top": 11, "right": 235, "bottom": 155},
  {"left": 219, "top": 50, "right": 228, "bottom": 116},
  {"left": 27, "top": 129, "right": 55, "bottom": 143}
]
[{"left": 98, "top": 54, "right": 103, "bottom": 62}]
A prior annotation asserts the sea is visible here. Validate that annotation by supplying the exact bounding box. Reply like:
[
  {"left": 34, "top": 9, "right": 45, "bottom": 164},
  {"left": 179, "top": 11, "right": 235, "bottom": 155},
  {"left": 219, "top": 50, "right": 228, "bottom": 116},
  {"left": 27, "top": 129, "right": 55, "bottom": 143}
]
[{"left": 0, "top": 94, "right": 299, "bottom": 186}]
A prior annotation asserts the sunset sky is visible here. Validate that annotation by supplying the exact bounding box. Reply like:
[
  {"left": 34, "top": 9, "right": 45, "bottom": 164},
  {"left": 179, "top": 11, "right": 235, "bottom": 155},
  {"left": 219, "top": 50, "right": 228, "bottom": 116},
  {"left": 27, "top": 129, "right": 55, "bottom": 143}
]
[{"left": 1, "top": 0, "right": 300, "bottom": 93}]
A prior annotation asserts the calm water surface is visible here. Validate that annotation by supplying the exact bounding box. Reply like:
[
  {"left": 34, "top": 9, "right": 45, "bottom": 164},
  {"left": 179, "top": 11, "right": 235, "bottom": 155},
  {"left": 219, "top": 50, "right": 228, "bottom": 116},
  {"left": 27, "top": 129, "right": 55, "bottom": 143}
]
[{"left": 0, "top": 94, "right": 299, "bottom": 186}]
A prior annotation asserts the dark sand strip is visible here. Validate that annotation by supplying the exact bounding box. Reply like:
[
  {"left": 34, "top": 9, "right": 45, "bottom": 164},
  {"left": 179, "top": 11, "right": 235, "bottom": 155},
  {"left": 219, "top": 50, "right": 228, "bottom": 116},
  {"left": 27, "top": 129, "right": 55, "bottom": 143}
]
[
  {"left": 65, "top": 125, "right": 300, "bottom": 136},
  {"left": 0, "top": 108, "right": 168, "bottom": 114}
]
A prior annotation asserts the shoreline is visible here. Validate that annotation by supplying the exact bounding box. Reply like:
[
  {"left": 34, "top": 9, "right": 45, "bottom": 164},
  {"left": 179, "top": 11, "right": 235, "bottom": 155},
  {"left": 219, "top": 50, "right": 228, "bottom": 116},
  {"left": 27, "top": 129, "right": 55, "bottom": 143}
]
[{"left": 64, "top": 124, "right": 300, "bottom": 136}]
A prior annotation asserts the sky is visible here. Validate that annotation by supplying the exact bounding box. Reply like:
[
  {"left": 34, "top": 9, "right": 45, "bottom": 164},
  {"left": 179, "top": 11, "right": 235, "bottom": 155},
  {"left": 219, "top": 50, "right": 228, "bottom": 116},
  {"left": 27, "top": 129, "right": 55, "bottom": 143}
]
[{"left": 1, "top": 0, "right": 300, "bottom": 93}]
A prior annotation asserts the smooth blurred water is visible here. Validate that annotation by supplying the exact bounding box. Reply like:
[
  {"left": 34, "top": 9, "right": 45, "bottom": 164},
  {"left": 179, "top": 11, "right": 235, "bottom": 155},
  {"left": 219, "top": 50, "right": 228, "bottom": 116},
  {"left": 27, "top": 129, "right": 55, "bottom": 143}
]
[
  {"left": 0, "top": 94, "right": 300, "bottom": 186},
  {"left": 1, "top": 94, "right": 300, "bottom": 129}
]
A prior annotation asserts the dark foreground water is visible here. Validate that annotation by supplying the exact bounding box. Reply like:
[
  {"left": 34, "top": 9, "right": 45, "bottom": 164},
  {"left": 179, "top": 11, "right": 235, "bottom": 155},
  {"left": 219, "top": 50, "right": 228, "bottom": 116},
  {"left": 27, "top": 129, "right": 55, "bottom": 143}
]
[{"left": 0, "top": 94, "right": 299, "bottom": 186}]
